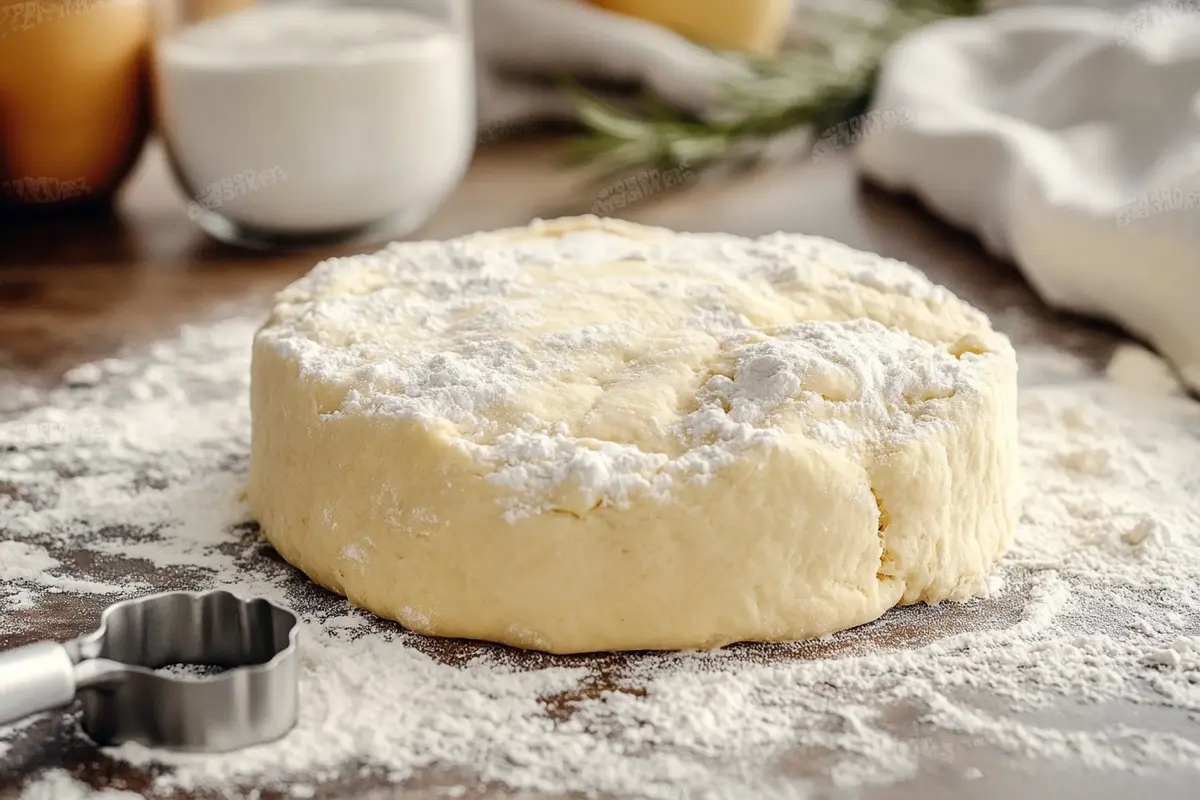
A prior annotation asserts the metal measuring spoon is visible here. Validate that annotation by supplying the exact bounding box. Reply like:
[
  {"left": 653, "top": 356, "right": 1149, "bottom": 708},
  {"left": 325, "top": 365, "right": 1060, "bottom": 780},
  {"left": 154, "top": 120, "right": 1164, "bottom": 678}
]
[{"left": 0, "top": 590, "right": 299, "bottom": 752}]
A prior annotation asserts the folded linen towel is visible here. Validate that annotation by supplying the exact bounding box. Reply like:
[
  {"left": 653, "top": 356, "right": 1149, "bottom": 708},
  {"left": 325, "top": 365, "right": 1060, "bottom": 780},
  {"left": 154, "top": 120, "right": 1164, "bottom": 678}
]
[{"left": 857, "top": 4, "right": 1200, "bottom": 391}]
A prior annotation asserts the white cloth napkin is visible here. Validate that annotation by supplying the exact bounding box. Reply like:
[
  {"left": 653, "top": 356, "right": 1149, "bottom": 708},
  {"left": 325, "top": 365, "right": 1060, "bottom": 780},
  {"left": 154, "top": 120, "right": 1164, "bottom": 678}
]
[
  {"left": 857, "top": 4, "right": 1200, "bottom": 392},
  {"left": 473, "top": 0, "right": 751, "bottom": 131}
]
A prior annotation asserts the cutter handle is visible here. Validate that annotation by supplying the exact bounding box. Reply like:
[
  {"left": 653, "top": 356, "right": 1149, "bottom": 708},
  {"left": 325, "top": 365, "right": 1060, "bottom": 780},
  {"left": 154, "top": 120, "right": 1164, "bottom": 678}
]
[{"left": 0, "top": 642, "right": 77, "bottom": 726}]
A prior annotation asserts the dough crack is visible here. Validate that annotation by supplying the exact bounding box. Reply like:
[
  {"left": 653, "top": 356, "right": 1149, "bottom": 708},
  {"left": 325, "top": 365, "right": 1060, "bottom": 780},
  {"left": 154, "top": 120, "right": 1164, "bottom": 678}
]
[{"left": 872, "top": 487, "right": 898, "bottom": 581}]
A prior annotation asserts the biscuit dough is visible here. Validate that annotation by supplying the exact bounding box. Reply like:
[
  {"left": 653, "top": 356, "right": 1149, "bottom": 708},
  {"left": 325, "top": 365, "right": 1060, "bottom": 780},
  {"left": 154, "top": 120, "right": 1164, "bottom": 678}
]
[{"left": 249, "top": 217, "right": 1018, "bottom": 653}]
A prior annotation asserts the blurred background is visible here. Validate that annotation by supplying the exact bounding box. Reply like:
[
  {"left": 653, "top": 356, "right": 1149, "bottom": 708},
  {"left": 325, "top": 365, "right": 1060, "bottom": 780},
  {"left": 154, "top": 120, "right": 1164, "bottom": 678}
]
[{"left": 0, "top": 0, "right": 1196, "bottom": 392}]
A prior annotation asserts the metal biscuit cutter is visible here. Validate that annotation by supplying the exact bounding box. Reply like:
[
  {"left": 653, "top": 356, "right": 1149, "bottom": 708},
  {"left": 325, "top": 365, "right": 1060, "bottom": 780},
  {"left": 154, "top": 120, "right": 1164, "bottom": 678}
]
[{"left": 0, "top": 590, "right": 299, "bottom": 752}]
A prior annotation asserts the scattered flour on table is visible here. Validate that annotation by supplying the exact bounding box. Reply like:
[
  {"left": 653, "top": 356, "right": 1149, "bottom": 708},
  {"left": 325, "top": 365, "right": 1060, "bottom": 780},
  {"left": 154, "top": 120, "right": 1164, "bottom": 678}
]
[
  {"left": 0, "top": 541, "right": 140, "bottom": 600},
  {"left": 0, "top": 315, "right": 1198, "bottom": 799},
  {"left": 16, "top": 770, "right": 143, "bottom": 800}
]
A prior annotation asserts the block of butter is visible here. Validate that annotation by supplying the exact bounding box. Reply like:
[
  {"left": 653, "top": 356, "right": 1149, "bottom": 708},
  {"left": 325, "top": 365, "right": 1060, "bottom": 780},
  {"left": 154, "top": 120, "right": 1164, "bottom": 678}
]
[{"left": 588, "top": 0, "right": 794, "bottom": 55}]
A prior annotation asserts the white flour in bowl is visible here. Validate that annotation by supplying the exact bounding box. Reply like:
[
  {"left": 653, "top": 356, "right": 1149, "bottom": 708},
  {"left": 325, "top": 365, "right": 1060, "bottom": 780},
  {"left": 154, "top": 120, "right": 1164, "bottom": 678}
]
[
  {"left": 154, "top": 4, "right": 474, "bottom": 234},
  {"left": 0, "top": 316, "right": 1198, "bottom": 799}
]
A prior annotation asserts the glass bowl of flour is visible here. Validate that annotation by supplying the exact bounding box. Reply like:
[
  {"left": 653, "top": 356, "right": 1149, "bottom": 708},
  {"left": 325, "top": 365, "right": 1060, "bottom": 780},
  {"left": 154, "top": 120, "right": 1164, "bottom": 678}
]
[{"left": 151, "top": 0, "right": 474, "bottom": 248}]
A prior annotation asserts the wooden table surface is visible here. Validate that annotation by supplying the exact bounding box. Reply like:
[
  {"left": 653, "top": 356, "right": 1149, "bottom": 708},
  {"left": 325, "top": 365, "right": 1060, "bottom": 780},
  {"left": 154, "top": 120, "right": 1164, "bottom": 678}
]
[
  {"left": 1, "top": 138, "right": 1177, "bottom": 800},
  {"left": 0, "top": 139, "right": 1110, "bottom": 373}
]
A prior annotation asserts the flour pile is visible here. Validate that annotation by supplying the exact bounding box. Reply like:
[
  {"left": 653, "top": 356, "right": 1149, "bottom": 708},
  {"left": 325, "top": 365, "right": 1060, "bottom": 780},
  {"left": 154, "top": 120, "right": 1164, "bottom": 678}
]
[{"left": 1, "top": 315, "right": 1199, "bottom": 799}]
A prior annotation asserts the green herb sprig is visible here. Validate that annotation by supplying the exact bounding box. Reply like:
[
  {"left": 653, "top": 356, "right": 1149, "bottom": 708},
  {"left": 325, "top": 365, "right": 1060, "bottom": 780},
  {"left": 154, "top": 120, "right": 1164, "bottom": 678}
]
[{"left": 567, "top": 1, "right": 985, "bottom": 183}]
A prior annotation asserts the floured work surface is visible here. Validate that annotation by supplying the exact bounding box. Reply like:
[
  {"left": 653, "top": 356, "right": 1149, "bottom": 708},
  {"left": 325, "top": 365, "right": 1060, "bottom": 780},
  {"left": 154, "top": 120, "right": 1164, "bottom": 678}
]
[{"left": 1, "top": 300, "right": 1199, "bottom": 799}]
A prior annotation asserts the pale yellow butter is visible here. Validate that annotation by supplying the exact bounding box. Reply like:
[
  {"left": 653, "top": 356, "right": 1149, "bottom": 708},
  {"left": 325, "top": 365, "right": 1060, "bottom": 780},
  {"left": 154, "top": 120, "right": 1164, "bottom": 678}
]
[{"left": 589, "top": 0, "right": 794, "bottom": 55}]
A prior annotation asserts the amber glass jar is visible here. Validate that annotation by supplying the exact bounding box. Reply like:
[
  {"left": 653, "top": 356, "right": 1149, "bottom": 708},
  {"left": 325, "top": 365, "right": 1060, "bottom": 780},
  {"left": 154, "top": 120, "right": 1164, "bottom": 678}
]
[{"left": 0, "top": 0, "right": 151, "bottom": 208}]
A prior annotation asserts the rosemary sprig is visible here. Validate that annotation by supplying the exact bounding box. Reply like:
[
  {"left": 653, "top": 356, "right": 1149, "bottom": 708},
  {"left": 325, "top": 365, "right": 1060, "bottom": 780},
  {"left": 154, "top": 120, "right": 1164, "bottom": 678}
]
[{"left": 567, "top": 0, "right": 985, "bottom": 182}]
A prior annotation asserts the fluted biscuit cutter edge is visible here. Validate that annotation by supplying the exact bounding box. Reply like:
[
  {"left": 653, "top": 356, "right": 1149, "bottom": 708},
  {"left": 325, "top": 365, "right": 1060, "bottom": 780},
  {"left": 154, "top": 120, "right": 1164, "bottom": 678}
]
[{"left": 0, "top": 590, "right": 299, "bottom": 752}]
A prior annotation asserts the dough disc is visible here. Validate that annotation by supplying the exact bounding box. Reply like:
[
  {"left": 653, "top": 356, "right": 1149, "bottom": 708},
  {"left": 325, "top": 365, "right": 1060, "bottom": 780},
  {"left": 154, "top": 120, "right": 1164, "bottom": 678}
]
[{"left": 249, "top": 217, "right": 1017, "bottom": 653}]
